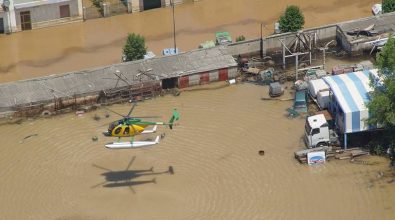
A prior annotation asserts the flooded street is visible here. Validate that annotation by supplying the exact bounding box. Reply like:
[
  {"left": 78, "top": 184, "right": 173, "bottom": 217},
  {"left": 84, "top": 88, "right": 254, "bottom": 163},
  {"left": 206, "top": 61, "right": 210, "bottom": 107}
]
[
  {"left": 0, "top": 83, "right": 395, "bottom": 220},
  {"left": 0, "top": 0, "right": 375, "bottom": 82},
  {"left": 1, "top": 1, "right": 394, "bottom": 219}
]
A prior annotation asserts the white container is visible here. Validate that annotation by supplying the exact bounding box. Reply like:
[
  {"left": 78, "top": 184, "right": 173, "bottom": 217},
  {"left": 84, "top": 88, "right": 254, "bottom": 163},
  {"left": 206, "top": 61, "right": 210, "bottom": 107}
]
[
  {"left": 307, "top": 151, "right": 326, "bottom": 165},
  {"left": 228, "top": 79, "right": 236, "bottom": 85},
  {"left": 308, "top": 79, "right": 330, "bottom": 98},
  {"left": 317, "top": 90, "right": 330, "bottom": 110}
]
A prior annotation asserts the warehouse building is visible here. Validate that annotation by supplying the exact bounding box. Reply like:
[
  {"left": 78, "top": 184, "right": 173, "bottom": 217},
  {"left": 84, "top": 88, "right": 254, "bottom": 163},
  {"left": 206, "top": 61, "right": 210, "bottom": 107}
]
[{"left": 0, "top": 46, "right": 238, "bottom": 115}]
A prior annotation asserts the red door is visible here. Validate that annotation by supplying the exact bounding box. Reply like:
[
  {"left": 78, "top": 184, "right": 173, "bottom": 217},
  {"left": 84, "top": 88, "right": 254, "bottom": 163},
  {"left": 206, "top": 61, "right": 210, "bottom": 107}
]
[
  {"left": 200, "top": 72, "right": 209, "bottom": 85},
  {"left": 218, "top": 68, "right": 228, "bottom": 81},
  {"left": 178, "top": 76, "right": 189, "bottom": 89}
]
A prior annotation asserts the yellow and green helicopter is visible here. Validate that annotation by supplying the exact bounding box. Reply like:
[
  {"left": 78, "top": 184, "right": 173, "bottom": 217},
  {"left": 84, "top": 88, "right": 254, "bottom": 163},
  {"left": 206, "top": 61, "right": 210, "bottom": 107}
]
[{"left": 103, "top": 103, "right": 180, "bottom": 149}]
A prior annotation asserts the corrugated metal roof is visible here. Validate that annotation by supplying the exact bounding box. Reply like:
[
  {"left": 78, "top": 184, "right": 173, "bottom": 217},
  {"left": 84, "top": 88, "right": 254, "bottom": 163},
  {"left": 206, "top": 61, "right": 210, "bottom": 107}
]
[
  {"left": 0, "top": 46, "right": 237, "bottom": 110},
  {"left": 338, "top": 12, "right": 395, "bottom": 43}
]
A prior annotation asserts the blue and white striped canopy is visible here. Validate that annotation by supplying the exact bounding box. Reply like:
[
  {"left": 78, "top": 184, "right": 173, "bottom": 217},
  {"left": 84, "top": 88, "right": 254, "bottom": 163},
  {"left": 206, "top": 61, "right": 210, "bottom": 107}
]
[{"left": 323, "top": 70, "right": 378, "bottom": 133}]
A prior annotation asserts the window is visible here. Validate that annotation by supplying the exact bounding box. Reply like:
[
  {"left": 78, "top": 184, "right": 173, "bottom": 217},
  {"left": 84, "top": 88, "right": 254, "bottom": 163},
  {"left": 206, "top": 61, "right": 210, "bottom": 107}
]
[
  {"left": 20, "top": 11, "right": 32, "bottom": 30},
  {"left": 59, "top": 5, "right": 70, "bottom": 18},
  {"left": 312, "top": 128, "right": 320, "bottom": 135},
  {"left": 114, "top": 127, "right": 122, "bottom": 135}
]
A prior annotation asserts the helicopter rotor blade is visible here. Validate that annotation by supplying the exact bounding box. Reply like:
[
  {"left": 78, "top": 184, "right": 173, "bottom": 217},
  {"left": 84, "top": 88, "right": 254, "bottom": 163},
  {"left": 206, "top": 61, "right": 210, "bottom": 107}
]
[
  {"left": 102, "top": 106, "right": 126, "bottom": 118},
  {"left": 90, "top": 180, "right": 108, "bottom": 189},
  {"left": 92, "top": 164, "right": 113, "bottom": 172},
  {"left": 128, "top": 183, "right": 136, "bottom": 194},
  {"left": 127, "top": 102, "right": 137, "bottom": 117},
  {"left": 130, "top": 116, "right": 162, "bottom": 119},
  {"left": 125, "top": 156, "right": 136, "bottom": 171}
]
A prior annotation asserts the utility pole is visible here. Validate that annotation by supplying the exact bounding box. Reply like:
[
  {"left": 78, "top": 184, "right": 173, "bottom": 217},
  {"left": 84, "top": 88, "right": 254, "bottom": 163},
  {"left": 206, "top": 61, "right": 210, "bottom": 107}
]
[
  {"left": 171, "top": 0, "right": 177, "bottom": 53},
  {"left": 260, "top": 22, "right": 263, "bottom": 58}
]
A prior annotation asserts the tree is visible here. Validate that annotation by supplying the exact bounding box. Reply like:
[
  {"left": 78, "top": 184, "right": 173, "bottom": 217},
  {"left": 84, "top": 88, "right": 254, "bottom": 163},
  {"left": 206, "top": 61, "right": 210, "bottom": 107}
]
[
  {"left": 367, "top": 34, "right": 395, "bottom": 164},
  {"left": 383, "top": 0, "right": 395, "bottom": 13},
  {"left": 279, "top": 5, "right": 305, "bottom": 33},
  {"left": 123, "top": 33, "right": 147, "bottom": 62},
  {"left": 236, "top": 35, "right": 246, "bottom": 42}
]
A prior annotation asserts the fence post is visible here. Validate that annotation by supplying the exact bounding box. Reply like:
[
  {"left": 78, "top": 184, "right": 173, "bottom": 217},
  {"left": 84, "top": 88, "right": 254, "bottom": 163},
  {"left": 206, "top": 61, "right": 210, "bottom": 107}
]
[
  {"left": 83, "top": 7, "right": 86, "bottom": 21},
  {"left": 102, "top": 2, "right": 110, "bottom": 17},
  {"left": 127, "top": 0, "right": 132, "bottom": 13}
]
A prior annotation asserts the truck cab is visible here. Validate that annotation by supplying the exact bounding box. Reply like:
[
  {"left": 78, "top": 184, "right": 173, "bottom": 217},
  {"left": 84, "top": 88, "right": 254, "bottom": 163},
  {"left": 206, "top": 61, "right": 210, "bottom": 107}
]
[{"left": 304, "top": 113, "right": 338, "bottom": 148}]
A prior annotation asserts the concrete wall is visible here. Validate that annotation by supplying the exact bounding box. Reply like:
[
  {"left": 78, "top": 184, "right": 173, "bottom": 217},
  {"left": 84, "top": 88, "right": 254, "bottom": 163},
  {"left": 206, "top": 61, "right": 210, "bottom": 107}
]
[
  {"left": 227, "top": 24, "right": 337, "bottom": 57},
  {"left": 336, "top": 26, "right": 352, "bottom": 55},
  {"left": 15, "top": 0, "right": 80, "bottom": 31},
  {"left": 179, "top": 66, "right": 238, "bottom": 89},
  {"left": 163, "top": 0, "right": 183, "bottom": 7},
  {"left": 228, "top": 66, "right": 238, "bottom": 78}
]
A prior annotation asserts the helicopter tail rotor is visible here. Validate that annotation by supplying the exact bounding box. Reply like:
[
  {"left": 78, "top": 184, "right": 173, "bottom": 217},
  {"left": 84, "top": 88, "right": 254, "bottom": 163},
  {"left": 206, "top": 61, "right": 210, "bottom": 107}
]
[{"left": 168, "top": 108, "right": 180, "bottom": 129}]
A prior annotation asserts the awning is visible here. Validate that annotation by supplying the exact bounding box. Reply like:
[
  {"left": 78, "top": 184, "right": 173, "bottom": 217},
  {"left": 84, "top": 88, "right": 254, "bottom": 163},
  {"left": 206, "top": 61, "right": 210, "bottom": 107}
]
[{"left": 323, "top": 70, "right": 376, "bottom": 133}]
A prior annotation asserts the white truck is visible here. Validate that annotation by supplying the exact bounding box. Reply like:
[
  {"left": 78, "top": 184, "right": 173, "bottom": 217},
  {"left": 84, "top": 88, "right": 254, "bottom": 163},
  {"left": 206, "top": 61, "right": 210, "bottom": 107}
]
[{"left": 304, "top": 113, "right": 339, "bottom": 148}]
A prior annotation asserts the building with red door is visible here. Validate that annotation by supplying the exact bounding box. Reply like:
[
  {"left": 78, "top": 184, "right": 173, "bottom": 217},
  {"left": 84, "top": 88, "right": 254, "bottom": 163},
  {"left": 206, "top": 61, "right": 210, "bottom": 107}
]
[{"left": 4, "top": 0, "right": 82, "bottom": 32}]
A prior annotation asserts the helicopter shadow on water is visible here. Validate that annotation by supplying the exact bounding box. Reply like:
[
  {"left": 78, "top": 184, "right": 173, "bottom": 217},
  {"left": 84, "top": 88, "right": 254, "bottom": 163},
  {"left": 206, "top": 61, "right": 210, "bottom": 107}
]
[{"left": 91, "top": 156, "right": 174, "bottom": 193}]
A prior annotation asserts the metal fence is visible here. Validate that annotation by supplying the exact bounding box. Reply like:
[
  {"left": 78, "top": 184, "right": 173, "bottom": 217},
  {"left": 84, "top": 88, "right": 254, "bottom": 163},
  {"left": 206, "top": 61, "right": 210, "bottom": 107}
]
[
  {"left": 83, "top": 6, "right": 104, "bottom": 20},
  {"left": 83, "top": 2, "right": 129, "bottom": 20},
  {"left": 109, "top": 2, "right": 128, "bottom": 16}
]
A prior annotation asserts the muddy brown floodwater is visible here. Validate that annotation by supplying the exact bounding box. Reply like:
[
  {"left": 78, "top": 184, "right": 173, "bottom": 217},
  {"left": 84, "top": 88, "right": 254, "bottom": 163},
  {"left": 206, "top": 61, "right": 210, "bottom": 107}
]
[
  {"left": 0, "top": 0, "right": 376, "bottom": 83},
  {"left": 0, "top": 83, "right": 395, "bottom": 220}
]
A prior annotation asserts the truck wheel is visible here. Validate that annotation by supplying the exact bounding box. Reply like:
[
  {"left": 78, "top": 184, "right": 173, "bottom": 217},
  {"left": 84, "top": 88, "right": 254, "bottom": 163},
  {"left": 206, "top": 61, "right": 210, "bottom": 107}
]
[{"left": 316, "top": 142, "right": 327, "bottom": 148}]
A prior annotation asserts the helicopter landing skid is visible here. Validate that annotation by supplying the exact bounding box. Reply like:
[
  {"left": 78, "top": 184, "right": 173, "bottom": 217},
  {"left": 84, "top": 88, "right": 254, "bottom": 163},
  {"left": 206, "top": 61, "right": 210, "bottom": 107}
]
[
  {"left": 141, "top": 125, "right": 157, "bottom": 134},
  {"left": 105, "top": 136, "right": 160, "bottom": 149}
]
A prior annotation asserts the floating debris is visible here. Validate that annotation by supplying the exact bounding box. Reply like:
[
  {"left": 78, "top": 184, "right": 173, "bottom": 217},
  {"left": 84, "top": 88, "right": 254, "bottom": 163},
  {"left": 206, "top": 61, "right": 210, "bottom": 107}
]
[
  {"left": 75, "top": 110, "right": 85, "bottom": 116},
  {"left": 259, "top": 150, "right": 265, "bottom": 156},
  {"left": 19, "top": 134, "right": 38, "bottom": 144},
  {"left": 168, "top": 166, "right": 174, "bottom": 175},
  {"left": 93, "top": 114, "right": 101, "bottom": 121},
  {"left": 92, "top": 136, "right": 98, "bottom": 142}
]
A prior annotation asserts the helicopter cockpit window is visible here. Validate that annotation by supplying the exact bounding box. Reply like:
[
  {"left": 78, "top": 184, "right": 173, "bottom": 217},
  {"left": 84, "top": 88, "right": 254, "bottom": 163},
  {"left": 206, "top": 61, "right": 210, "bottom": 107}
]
[
  {"left": 109, "top": 122, "right": 117, "bottom": 130},
  {"left": 123, "top": 127, "right": 130, "bottom": 135},
  {"left": 114, "top": 127, "right": 122, "bottom": 135}
]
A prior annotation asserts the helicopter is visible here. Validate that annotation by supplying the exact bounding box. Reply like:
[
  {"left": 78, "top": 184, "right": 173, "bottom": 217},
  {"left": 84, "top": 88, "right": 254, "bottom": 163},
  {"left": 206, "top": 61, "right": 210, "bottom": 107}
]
[{"left": 102, "top": 102, "right": 180, "bottom": 149}]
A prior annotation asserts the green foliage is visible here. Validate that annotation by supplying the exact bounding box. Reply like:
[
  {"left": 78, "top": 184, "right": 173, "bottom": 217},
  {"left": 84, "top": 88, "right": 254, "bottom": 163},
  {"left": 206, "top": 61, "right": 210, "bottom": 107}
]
[
  {"left": 123, "top": 33, "right": 147, "bottom": 62},
  {"left": 383, "top": 0, "right": 395, "bottom": 13},
  {"left": 236, "top": 35, "right": 246, "bottom": 42},
  {"left": 367, "top": 34, "right": 395, "bottom": 163},
  {"left": 91, "top": 0, "right": 103, "bottom": 14},
  {"left": 368, "top": 35, "right": 395, "bottom": 127},
  {"left": 279, "top": 5, "right": 305, "bottom": 33}
]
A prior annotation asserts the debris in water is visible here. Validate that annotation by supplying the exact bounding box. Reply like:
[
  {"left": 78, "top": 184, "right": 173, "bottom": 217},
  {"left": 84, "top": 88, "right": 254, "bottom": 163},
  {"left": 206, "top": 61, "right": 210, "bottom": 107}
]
[
  {"left": 75, "top": 110, "right": 85, "bottom": 116},
  {"left": 92, "top": 136, "right": 98, "bottom": 142},
  {"left": 168, "top": 166, "right": 174, "bottom": 175},
  {"left": 19, "top": 134, "right": 38, "bottom": 144},
  {"left": 93, "top": 114, "right": 101, "bottom": 121},
  {"left": 105, "top": 112, "right": 110, "bottom": 118},
  {"left": 259, "top": 150, "right": 265, "bottom": 156}
]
